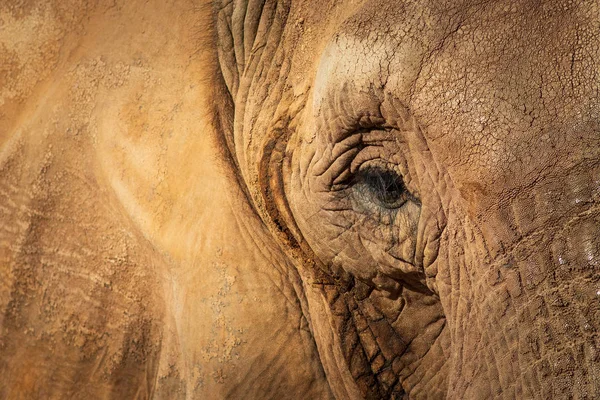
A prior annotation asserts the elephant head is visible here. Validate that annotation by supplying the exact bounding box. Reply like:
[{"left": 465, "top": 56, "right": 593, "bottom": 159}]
[
  {"left": 212, "top": 0, "right": 600, "bottom": 398},
  {"left": 0, "top": 0, "right": 599, "bottom": 399}
]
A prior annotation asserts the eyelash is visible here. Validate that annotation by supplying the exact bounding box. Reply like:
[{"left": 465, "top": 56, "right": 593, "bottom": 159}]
[{"left": 352, "top": 166, "right": 408, "bottom": 208}]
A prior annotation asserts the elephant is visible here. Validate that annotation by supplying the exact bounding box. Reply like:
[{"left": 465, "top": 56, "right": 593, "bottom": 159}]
[{"left": 0, "top": 0, "right": 599, "bottom": 399}]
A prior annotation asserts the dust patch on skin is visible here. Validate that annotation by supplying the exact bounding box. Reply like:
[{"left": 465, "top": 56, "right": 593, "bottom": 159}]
[
  {"left": 0, "top": 4, "right": 62, "bottom": 107},
  {"left": 58, "top": 57, "right": 131, "bottom": 141},
  {"left": 198, "top": 248, "right": 245, "bottom": 386},
  {"left": 0, "top": 1, "right": 102, "bottom": 144},
  {"left": 91, "top": 54, "right": 193, "bottom": 247}
]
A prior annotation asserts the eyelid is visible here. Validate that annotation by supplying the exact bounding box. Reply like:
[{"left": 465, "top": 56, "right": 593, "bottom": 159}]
[
  {"left": 348, "top": 129, "right": 405, "bottom": 171},
  {"left": 335, "top": 115, "right": 387, "bottom": 137},
  {"left": 313, "top": 132, "right": 363, "bottom": 188},
  {"left": 350, "top": 147, "right": 388, "bottom": 175}
]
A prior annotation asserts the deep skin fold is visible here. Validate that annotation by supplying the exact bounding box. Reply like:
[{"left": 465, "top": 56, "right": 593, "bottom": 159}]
[{"left": 214, "top": 0, "right": 600, "bottom": 398}]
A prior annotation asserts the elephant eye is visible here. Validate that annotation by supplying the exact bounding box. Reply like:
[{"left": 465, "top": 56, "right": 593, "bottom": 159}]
[{"left": 354, "top": 167, "right": 408, "bottom": 209}]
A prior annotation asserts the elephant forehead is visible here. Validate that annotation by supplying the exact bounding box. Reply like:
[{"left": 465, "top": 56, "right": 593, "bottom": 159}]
[
  {"left": 312, "top": 24, "right": 427, "bottom": 112},
  {"left": 309, "top": 0, "right": 444, "bottom": 111},
  {"left": 304, "top": 0, "right": 600, "bottom": 201},
  {"left": 312, "top": 35, "right": 384, "bottom": 110}
]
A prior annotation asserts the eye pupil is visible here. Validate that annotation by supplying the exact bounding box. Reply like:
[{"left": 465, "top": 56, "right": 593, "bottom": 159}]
[{"left": 358, "top": 167, "right": 407, "bottom": 208}]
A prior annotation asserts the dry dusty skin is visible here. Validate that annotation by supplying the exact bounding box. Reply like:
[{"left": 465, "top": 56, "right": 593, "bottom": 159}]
[{"left": 1, "top": 0, "right": 600, "bottom": 399}]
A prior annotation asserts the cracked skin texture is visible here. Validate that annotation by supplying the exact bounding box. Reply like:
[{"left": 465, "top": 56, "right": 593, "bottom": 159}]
[{"left": 0, "top": 0, "right": 599, "bottom": 399}]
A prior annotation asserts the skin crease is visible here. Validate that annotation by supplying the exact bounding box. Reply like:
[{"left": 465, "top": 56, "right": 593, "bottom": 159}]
[{"left": 0, "top": 1, "right": 599, "bottom": 400}]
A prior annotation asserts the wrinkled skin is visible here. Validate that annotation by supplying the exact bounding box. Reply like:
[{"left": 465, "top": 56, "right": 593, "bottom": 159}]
[{"left": 1, "top": 0, "right": 599, "bottom": 399}]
